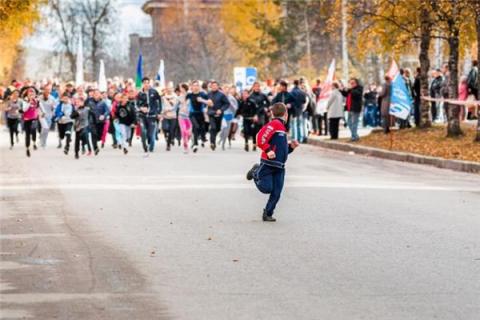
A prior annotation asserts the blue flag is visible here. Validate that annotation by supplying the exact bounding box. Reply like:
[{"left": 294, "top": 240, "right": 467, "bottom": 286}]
[
  {"left": 387, "top": 60, "right": 412, "bottom": 120},
  {"left": 135, "top": 54, "right": 143, "bottom": 89}
]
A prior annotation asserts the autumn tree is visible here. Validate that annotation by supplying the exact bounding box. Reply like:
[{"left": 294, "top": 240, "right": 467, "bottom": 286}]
[
  {"left": 467, "top": 0, "right": 480, "bottom": 142},
  {"left": 431, "top": 0, "right": 472, "bottom": 137},
  {"left": 48, "top": 0, "right": 116, "bottom": 79},
  {"left": 0, "top": 0, "right": 43, "bottom": 82},
  {"left": 351, "top": 0, "right": 434, "bottom": 129},
  {"left": 221, "top": 0, "right": 339, "bottom": 79}
]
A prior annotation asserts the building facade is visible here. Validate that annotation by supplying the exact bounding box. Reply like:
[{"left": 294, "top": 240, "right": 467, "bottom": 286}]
[{"left": 129, "top": 0, "right": 223, "bottom": 82}]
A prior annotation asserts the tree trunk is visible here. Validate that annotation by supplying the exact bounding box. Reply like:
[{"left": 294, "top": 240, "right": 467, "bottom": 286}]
[
  {"left": 91, "top": 26, "right": 98, "bottom": 80},
  {"left": 418, "top": 5, "right": 432, "bottom": 128},
  {"left": 445, "top": 15, "right": 462, "bottom": 137}
]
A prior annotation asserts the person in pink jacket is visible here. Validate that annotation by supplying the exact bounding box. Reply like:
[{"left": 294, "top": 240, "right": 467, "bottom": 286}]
[{"left": 21, "top": 88, "right": 40, "bottom": 157}]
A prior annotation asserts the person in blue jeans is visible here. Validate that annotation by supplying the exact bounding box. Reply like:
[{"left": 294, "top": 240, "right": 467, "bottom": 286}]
[
  {"left": 246, "top": 103, "right": 299, "bottom": 222},
  {"left": 137, "top": 77, "right": 162, "bottom": 154},
  {"left": 341, "top": 78, "right": 363, "bottom": 142}
]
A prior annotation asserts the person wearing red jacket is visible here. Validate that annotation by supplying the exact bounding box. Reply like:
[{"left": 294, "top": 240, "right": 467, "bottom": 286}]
[{"left": 246, "top": 103, "right": 299, "bottom": 222}]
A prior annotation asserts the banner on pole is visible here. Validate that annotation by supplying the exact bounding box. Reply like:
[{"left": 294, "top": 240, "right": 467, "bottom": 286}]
[
  {"left": 234, "top": 67, "right": 257, "bottom": 91},
  {"left": 75, "top": 34, "right": 84, "bottom": 86},
  {"left": 316, "top": 59, "right": 336, "bottom": 114},
  {"left": 387, "top": 60, "right": 412, "bottom": 120},
  {"left": 98, "top": 60, "right": 107, "bottom": 92},
  {"left": 156, "top": 59, "right": 165, "bottom": 89}
]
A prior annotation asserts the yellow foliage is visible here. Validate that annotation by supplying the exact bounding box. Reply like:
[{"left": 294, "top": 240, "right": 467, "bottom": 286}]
[
  {"left": 221, "top": 0, "right": 281, "bottom": 73},
  {"left": 0, "top": 0, "right": 43, "bottom": 82}
]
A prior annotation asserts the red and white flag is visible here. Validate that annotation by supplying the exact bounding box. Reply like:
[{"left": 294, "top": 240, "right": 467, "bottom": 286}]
[{"left": 316, "top": 59, "right": 336, "bottom": 114}]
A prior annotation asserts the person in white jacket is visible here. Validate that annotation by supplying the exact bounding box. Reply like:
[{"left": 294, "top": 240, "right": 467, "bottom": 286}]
[{"left": 326, "top": 82, "right": 344, "bottom": 140}]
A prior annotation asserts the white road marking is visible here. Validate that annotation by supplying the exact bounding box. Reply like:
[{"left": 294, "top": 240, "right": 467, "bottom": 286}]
[
  {"left": 0, "top": 233, "right": 66, "bottom": 240},
  {"left": 0, "top": 183, "right": 478, "bottom": 192}
]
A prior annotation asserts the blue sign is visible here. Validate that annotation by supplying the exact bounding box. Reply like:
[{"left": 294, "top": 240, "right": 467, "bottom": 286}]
[{"left": 234, "top": 67, "right": 257, "bottom": 91}]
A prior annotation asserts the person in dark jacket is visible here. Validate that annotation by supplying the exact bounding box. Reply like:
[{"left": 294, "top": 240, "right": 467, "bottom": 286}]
[
  {"left": 341, "top": 78, "right": 363, "bottom": 141},
  {"left": 467, "top": 60, "right": 479, "bottom": 99},
  {"left": 288, "top": 79, "right": 307, "bottom": 142},
  {"left": 245, "top": 103, "right": 299, "bottom": 222},
  {"left": 85, "top": 89, "right": 109, "bottom": 154},
  {"left": 249, "top": 82, "right": 270, "bottom": 149},
  {"left": 137, "top": 77, "right": 162, "bottom": 153},
  {"left": 115, "top": 92, "right": 137, "bottom": 154},
  {"left": 363, "top": 84, "right": 379, "bottom": 127},
  {"left": 186, "top": 80, "right": 208, "bottom": 150},
  {"left": 70, "top": 97, "right": 92, "bottom": 159},
  {"left": 272, "top": 80, "right": 294, "bottom": 132},
  {"left": 237, "top": 89, "right": 258, "bottom": 151},
  {"left": 205, "top": 81, "right": 230, "bottom": 150},
  {"left": 429, "top": 69, "right": 443, "bottom": 122}
]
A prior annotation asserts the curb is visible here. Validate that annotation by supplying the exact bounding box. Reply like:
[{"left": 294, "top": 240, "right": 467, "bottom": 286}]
[{"left": 308, "top": 138, "right": 480, "bottom": 174}]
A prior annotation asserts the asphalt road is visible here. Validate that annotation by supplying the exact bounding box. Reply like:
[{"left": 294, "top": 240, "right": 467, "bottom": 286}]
[{"left": 1, "top": 133, "right": 480, "bottom": 320}]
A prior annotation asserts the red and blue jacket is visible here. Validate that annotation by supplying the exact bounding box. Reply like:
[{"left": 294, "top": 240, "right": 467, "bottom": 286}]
[{"left": 256, "top": 118, "right": 294, "bottom": 169}]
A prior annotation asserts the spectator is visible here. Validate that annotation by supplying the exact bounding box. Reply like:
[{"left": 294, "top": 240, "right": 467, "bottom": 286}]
[
  {"left": 341, "top": 78, "right": 363, "bottom": 142},
  {"left": 326, "top": 82, "right": 343, "bottom": 140},
  {"left": 467, "top": 60, "right": 479, "bottom": 99},
  {"left": 379, "top": 76, "right": 392, "bottom": 134}
]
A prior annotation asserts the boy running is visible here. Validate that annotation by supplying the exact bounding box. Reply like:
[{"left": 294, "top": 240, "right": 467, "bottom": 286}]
[{"left": 246, "top": 103, "right": 299, "bottom": 222}]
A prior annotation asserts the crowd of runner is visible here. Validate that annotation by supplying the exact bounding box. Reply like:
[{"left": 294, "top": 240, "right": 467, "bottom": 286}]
[
  {"left": 0, "top": 76, "right": 326, "bottom": 158},
  {"left": 1, "top": 60, "right": 478, "bottom": 159}
]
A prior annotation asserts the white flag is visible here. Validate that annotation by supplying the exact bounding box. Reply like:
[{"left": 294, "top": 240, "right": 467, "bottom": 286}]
[
  {"left": 75, "top": 35, "right": 84, "bottom": 86},
  {"left": 98, "top": 60, "right": 107, "bottom": 92},
  {"left": 316, "top": 59, "right": 336, "bottom": 114},
  {"left": 156, "top": 59, "right": 165, "bottom": 89}
]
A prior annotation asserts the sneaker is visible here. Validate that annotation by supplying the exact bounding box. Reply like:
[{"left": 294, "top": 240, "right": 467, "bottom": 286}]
[
  {"left": 64, "top": 147, "right": 69, "bottom": 155},
  {"left": 75, "top": 154, "right": 79, "bottom": 159},
  {"left": 33, "top": 144, "right": 37, "bottom": 150},
  {"left": 57, "top": 142, "right": 62, "bottom": 149},
  {"left": 123, "top": 148, "right": 128, "bottom": 155},
  {"left": 94, "top": 148, "right": 100, "bottom": 156},
  {"left": 252, "top": 145, "right": 257, "bottom": 152},
  {"left": 210, "top": 144, "right": 216, "bottom": 151},
  {"left": 246, "top": 163, "right": 260, "bottom": 181},
  {"left": 166, "top": 145, "right": 171, "bottom": 151},
  {"left": 101, "top": 143, "right": 105, "bottom": 149},
  {"left": 244, "top": 144, "right": 249, "bottom": 152},
  {"left": 201, "top": 142, "right": 205, "bottom": 148},
  {"left": 112, "top": 143, "right": 117, "bottom": 149},
  {"left": 262, "top": 210, "right": 276, "bottom": 222},
  {"left": 192, "top": 145, "right": 198, "bottom": 153},
  {"left": 26, "top": 149, "right": 31, "bottom": 157}
]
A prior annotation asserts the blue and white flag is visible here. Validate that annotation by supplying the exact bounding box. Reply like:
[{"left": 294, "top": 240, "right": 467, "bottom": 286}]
[
  {"left": 387, "top": 60, "right": 412, "bottom": 120},
  {"left": 156, "top": 59, "right": 165, "bottom": 89}
]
